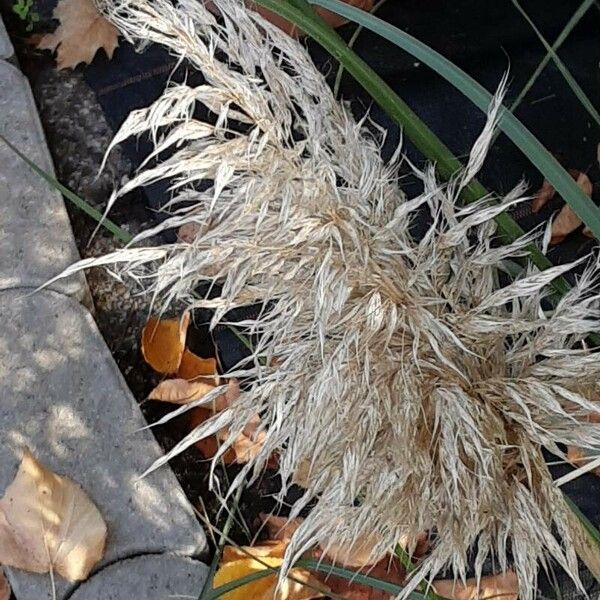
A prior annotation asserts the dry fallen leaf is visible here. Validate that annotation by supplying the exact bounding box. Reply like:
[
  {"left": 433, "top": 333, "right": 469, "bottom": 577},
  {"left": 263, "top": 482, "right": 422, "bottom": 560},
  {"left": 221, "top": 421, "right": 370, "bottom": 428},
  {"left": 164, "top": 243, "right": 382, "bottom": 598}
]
[
  {"left": 0, "top": 568, "right": 10, "bottom": 600},
  {"left": 37, "top": 0, "right": 119, "bottom": 69},
  {"left": 315, "top": 552, "right": 405, "bottom": 600},
  {"left": 215, "top": 542, "right": 327, "bottom": 600},
  {"left": 0, "top": 449, "right": 107, "bottom": 581},
  {"left": 141, "top": 313, "right": 190, "bottom": 374},
  {"left": 433, "top": 571, "right": 518, "bottom": 600},
  {"left": 148, "top": 378, "right": 217, "bottom": 405},
  {"left": 550, "top": 172, "right": 593, "bottom": 244},
  {"left": 177, "top": 349, "right": 218, "bottom": 381},
  {"left": 531, "top": 179, "right": 556, "bottom": 213}
]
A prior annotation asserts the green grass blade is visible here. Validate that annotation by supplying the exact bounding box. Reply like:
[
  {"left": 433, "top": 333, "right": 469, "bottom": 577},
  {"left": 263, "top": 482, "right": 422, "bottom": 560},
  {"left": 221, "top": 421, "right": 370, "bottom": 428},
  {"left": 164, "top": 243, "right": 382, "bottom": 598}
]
[
  {"left": 509, "top": 0, "right": 596, "bottom": 116},
  {"left": 306, "top": 0, "right": 600, "bottom": 241},
  {"left": 0, "top": 132, "right": 133, "bottom": 244},
  {"left": 511, "top": 0, "right": 600, "bottom": 127}
]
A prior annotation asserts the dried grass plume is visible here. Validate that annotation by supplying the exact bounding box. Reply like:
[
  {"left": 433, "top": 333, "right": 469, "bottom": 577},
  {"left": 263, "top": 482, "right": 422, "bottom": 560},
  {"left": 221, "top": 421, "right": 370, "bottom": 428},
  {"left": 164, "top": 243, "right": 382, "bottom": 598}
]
[{"left": 65, "top": 0, "right": 600, "bottom": 596}]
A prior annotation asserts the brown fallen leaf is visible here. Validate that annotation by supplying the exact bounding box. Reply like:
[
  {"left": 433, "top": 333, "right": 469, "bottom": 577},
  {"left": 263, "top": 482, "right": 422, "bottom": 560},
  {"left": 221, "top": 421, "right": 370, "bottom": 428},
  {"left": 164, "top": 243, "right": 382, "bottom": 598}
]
[
  {"left": 531, "top": 179, "right": 556, "bottom": 213},
  {"left": 37, "top": 0, "right": 119, "bottom": 69},
  {"left": 315, "top": 552, "right": 405, "bottom": 600},
  {"left": 433, "top": 570, "right": 518, "bottom": 600},
  {"left": 551, "top": 172, "right": 593, "bottom": 245},
  {"left": 0, "top": 568, "right": 10, "bottom": 600},
  {"left": 0, "top": 449, "right": 107, "bottom": 581},
  {"left": 178, "top": 223, "right": 202, "bottom": 243},
  {"left": 148, "top": 378, "right": 217, "bottom": 405},
  {"left": 141, "top": 313, "right": 190, "bottom": 374},
  {"left": 260, "top": 514, "right": 303, "bottom": 543}
]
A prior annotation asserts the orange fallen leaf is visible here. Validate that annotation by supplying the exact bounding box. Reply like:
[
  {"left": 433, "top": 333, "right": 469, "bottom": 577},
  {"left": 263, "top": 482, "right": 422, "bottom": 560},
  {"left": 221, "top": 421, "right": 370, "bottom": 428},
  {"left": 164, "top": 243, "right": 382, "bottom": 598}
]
[
  {"left": 37, "top": 0, "right": 119, "bottom": 69},
  {"left": 0, "top": 449, "right": 107, "bottom": 581},
  {"left": 531, "top": 179, "right": 556, "bottom": 213},
  {"left": 141, "top": 313, "right": 190, "bottom": 374},
  {"left": 433, "top": 570, "right": 518, "bottom": 600},
  {"left": 177, "top": 349, "right": 218, "bottom": 380},
  {"left": 0, "top": 568, "right": 10, "bottom": 600},
  {"left": 189, "top": 407, "right": 237, "bottom": 463},
  {"left": 545, "top": 171, "right": 592, "bottom": 245}
]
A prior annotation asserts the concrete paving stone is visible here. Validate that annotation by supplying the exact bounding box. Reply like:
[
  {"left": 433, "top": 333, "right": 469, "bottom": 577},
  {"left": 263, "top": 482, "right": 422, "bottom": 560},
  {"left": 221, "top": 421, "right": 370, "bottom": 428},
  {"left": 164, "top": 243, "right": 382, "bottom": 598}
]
[
  {"left": 0, "top": 289, "right": 207, "bottom": 600},
  {"left": 0, "top": 17, "right": 13, "bottom": 60},
  {"left": 69, "top": 554, "right": 209, "bottom": 600},
  {"left": 0, "top": 60, "right": 86, "bottom": 300}
]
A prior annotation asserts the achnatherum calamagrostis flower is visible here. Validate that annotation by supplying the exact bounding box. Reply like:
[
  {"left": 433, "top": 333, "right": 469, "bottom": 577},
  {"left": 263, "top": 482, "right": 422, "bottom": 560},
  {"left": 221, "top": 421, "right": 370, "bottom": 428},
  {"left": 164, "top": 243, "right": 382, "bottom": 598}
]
[{"left": 59, "top": 0, "right": 600, "bottom": 596}]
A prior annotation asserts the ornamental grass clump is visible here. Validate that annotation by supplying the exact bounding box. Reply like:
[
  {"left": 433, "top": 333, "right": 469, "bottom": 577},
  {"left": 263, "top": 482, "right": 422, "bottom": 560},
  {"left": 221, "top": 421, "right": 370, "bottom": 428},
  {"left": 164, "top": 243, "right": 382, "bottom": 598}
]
[{"left": 71, "top": 0, "right": 600, "bottom": 596}]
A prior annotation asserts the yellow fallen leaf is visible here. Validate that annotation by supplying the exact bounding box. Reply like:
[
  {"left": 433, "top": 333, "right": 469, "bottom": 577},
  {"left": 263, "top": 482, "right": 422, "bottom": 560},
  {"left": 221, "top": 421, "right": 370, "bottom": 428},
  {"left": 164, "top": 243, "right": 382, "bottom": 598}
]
[
  {"left": 0, "top": 449, "right": 107, "bottom": 581},
  {"left": 37, "top": 0, "right": 119, "bottom": 69},
  {"left": 222, "top": 541, "right": 288, "bottom": 564},
  {"left": 0, "top": 568, "right": 10, "bottom": 600},
  {"left": 433, "top": 571, "right": 518, "bottom": 600},
  {"left": 141, "top": 313, "right": 190, "bottom": 374},
  {"left": 215, "top": 554, "right": 327, "bottom": 599}
]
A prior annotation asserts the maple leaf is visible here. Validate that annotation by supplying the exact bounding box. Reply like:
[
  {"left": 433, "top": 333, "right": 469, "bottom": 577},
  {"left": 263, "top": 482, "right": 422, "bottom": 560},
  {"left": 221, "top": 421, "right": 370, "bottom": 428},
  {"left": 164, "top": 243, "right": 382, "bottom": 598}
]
[
  {"left": 38, "top": 0, "right": 119, "bottom": 70},
  {"left": 0, "top": 449, "right": 107, "bottom": 581}
]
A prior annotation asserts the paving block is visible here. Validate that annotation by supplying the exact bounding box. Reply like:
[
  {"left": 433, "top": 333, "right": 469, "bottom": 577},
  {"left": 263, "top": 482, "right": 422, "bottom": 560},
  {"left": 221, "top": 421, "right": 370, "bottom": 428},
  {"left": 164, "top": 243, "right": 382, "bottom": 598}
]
[
  {"left": 0, "top": 289, "right": 207, "bottom": 600},
  {"left": 69, "top": 554, "right": 209, "bottom": 600},
  {"left": 0, "top": 16, "right": 13, "bottom": 60},
  {"left": 0, "top": 60, "right": 86, "bottom": 300}
]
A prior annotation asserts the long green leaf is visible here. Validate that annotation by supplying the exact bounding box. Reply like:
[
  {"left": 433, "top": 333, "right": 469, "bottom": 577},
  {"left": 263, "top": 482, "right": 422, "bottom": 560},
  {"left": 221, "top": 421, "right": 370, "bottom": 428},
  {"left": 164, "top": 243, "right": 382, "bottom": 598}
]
[
  {"left": 0, "top": 133, "right": 133, "bottom": 243},
  {"left": 512, "top": 0, "right": 600, "bottom": 127},
  {"left": 252, "top": 0, "right": 570, "bottom": 295},
  {"left": 509, "top": 0, "right": 596, "bottom": 117},
  {"left": 306, "top": 0, "right": 600, "bottom": 242}
]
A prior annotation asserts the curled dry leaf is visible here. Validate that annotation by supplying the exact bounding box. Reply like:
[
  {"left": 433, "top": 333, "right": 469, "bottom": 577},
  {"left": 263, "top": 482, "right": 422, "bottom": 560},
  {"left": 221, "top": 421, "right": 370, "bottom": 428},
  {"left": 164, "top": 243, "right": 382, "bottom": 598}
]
[
  {"left": 0, "top": 568, "right": 10, "bottom": 600},
  {"left": 215, "top": 541, "right": 327, "bottom": 600},
  {"left": 433, "top": 570, "right": 518, "bottom": 600},
  {"left": 177, "top": 349, "right": 218, "bottom": 381},
  {"left": 141, "top": 313, "right": 190, "bottom": 374},
  {"left": 148, "top": 378, "right": 217, "bottom": 405},
  {"left": 37, "top": 0, "right": 119, "bottom": 69},
  {"left": 0, "top": 449, "right": 107, "bottom": 581},
  {"left": 531, "top": 179, "right": 556, "bottom": 213},
  {"left": 550, "top": 172, "right": 592, "bottom": 244}
]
